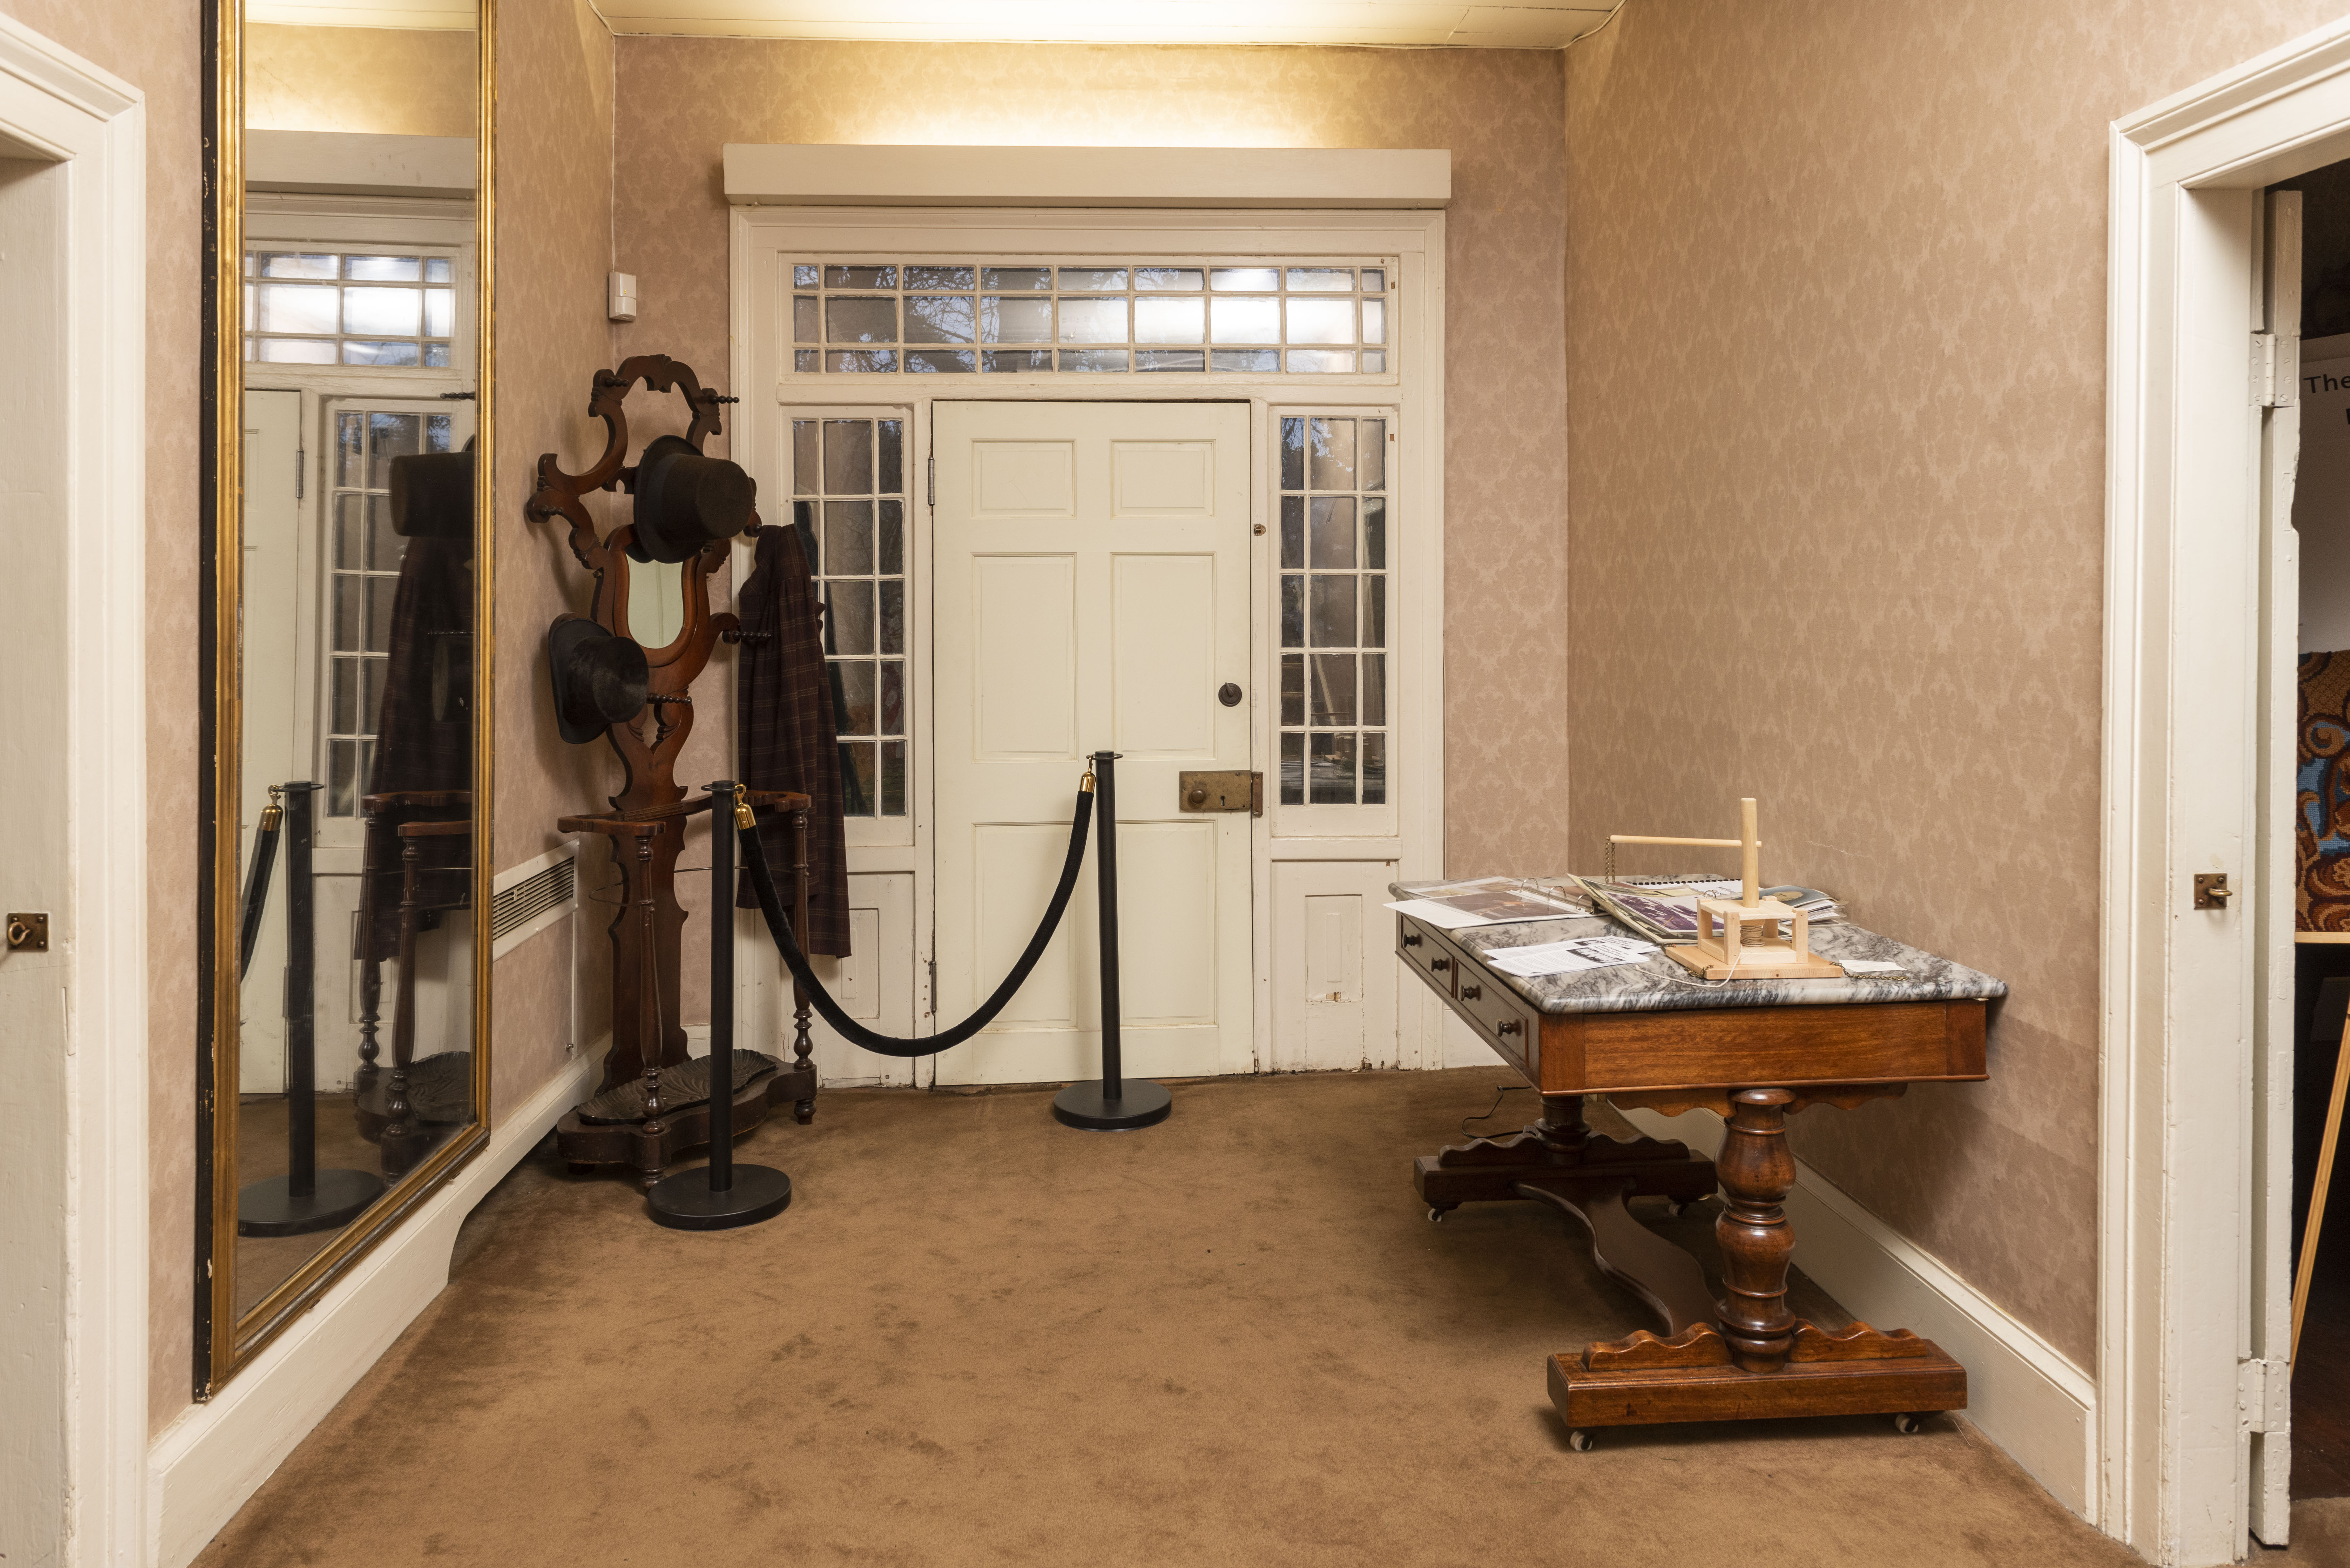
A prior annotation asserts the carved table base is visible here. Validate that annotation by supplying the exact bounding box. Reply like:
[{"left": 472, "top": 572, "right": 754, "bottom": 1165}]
[{"left": 1421, "top": 1086, "right": 1968, "bottom": 1440}]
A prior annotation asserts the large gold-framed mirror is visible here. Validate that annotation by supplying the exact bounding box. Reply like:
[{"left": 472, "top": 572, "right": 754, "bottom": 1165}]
[{"left": 199, "top": 0, "right": 495, "bottom": 1394}]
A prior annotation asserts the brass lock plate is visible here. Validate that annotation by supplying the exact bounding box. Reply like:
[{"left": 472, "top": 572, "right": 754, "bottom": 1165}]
[{"left": 1178, "top": 770, "right": 1262, "bottom": 816}]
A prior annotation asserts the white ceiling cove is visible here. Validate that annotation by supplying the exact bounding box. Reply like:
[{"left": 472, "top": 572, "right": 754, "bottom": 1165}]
[{"left": 594, "top": 0, "right": 1621, "bottom": 48}]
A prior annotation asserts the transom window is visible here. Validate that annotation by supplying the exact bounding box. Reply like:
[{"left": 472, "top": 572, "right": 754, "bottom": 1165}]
[
  {"left": 791, "top": 416, "right": 908, "bottom": 816},
  {"left": 324, "top": 405, "right": 458, "bottom": 817},
  {"left": 244, "top": 249, "right": 458, "bottom": 367},
  {"left": 1279, "top": 415, "right": 1388, "bottom": 806},
  {"left": 789, "top": 260, "right": 1392, "bottom": 376}
]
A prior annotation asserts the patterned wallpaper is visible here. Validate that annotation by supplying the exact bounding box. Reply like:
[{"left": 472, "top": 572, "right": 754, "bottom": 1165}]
[
  {"left": 609, "top": 38, "right": 1576, "bottom": 886},
  {"left": 1565, "top": 0, "right": 2350, "bottom": 1365},
  {"left": 491, "top": 0, "right": 620, "bottom": 1111},
  {"left": 246, "top": 24, "right": 476, "bottom": 137}
]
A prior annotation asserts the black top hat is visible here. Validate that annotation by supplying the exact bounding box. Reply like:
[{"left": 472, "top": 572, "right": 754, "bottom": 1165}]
[
  {"left": 388, "top": 439, "right": 477, "bottom": 540},
  {"left": 547, "top": 614, "right": 649, "bottom": 744},
  {"left": 629, "top": 435, "right": 756, "bottom": 564}
]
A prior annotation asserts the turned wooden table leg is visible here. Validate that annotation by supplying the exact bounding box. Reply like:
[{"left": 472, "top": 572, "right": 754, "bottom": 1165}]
[
  {"left": 1533, "top": 1092, "right": 1590, "bottom": 1154},
  {"left": 1715, "top": 1087, "right": 1798, "bottom": 1373}
]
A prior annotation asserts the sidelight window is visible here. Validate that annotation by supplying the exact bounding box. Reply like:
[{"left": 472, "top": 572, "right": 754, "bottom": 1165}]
[
  {"left": 1278, "top": 415, "right": 1389, "bottom": 806},
  {"left": 790, "top": 415, "right": 909, "bottom": 816}
]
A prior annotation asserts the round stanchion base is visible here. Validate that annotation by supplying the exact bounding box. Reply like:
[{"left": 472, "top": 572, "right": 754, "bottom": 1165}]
[
  {"left": 646, "top": 1163, "right": 792, "bottom": 1231},
  {"left": 237, "top": 1168, "right": 386, "bottom": 1238},
  {"left": 1051, "top": 1079, "right": 1173, "bottom": 1131}
]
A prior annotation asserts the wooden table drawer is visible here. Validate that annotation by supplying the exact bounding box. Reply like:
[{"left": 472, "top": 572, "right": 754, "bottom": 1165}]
[
  {"left": 1396, "top": 915, "right": 1459, "bottom": 997},
  {"left": 1456, "top": 968, "right": 1539, "bottom": 1078}
]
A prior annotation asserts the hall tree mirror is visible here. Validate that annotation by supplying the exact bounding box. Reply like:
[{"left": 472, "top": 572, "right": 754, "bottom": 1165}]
[{"left": 199, "top": 0, "right": 494, "bottom": 1393}]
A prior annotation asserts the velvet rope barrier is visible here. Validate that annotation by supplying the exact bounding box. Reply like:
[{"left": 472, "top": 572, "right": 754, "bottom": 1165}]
[
  {"left": 237, "top": 790, "right": 285, "bottom": 982},
  {"left": 737, "top": 775, "right": 1094, "bottom": 1058}
]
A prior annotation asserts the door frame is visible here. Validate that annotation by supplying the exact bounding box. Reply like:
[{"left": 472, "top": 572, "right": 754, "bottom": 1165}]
[
  {"left": 729, "top": 204, "right": 1447, "bottom": 1075},
  {"left": 0, "top": 12, "right": 149, "bottom": 1564},
  {"left": 2105, "top": 18, "right": 2350, "bottom": 1561}
]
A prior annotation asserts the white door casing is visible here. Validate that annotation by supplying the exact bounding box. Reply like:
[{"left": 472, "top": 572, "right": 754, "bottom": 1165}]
[
  {"left": 931, "top": 401, "right": 1254, "bottom": 1086},
  {"left": 2106, "top": 21, "right": 2350, "bottom": 1561},
  {"left": 241, "top": 390, "right": 302, "bottom": 1092}
]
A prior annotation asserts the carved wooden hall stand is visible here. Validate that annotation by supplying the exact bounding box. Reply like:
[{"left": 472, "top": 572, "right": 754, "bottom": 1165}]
[
  {"left": 527, "top": 356, "right": 818, "bottom": 1185},
  {"left": 1394, "top": 887, "right": 2004, "bottom": 1441}
]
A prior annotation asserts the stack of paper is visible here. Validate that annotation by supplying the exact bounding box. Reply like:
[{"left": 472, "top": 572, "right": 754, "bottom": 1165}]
[
  {"left": 1486, "top": 935, "right": 1660, "bottom": 979},
  {"left": 1385, "top": 877, "right": 1590, "bottom": 930}
]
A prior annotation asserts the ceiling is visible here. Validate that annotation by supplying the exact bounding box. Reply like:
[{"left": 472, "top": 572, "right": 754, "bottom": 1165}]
[{"left": 251, "top": 0, "right": 1623, "bottom": 47}]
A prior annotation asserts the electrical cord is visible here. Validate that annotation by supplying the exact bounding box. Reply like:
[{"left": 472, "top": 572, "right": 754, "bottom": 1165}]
[
  {"left": 1460, "top": 1083, "right": 1531, "bottom": 1140},
  {"left": 738, "top": 780, "right": 1094, "bottom": 1058}
]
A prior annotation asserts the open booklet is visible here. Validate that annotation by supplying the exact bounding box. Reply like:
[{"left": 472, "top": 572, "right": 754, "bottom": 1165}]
[
  {"left": 1384, "top": 876, "right": 1591, "bottom": 930},
  {"left": 1575, "top": 876, "right": 1841, "bottom": 944}
]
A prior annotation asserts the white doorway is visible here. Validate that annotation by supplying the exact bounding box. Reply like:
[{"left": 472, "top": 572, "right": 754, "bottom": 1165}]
[{"left": 929, "top": 401, "right": 1255, "bottom": 1086}]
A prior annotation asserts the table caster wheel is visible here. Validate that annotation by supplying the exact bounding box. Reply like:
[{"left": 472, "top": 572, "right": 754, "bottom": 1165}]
[
  {"left": 1567, "top": 1429, "right": 1595, "bottom": 1452},
  {"left": 1664, "top": 1200, "right": 1687, "bottom": 1219},
  {"left": 1428, "top": 1205, "right": 1454, "bottom": 1223},
  {"left": 1892, "top": 1412, "right": 1936, "bottom": 1435}
]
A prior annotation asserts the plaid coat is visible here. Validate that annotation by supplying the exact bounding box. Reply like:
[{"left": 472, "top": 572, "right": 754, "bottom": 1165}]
[{"left": 734, "top": 523, "right": 851, "bottom": 955}]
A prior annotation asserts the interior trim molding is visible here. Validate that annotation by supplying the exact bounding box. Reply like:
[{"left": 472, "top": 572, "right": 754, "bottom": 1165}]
[
  {"left": 2104, "top": 16, "right": 2350, "bottom": 1561},
  {"left": 245, "top": 128, "right": 475, "bottom": 198},
  {"left": 144, "top": 1048, "right": 599, "bottom": 1568},
  {"left": 721, "top": 144, "right": 1453, "bottom": 209},
  {"left": 1617, "top": 1106, "right": 2094, "bottom": 1519},
  {"left": 0, "top": 13, "right": 150, "bottom": 1565}
]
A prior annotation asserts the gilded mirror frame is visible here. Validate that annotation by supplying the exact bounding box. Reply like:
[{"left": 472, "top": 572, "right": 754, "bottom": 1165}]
[{"left": 197, "top": 0, "right": 497, "bottom": 1395}]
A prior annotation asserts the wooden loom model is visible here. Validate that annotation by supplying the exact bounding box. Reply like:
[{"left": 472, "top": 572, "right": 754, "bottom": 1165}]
[{"left": 1613, "top": 798, "right": 1840, "bottom": 981}]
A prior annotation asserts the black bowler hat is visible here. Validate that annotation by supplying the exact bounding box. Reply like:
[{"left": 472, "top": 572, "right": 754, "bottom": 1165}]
[
  {"left": 629, "top": 435, "right": 756, "bottom": 564},
  {"left": 388, "top": 440, "right": 476, "bottom": 539},
  {"left": 546, "top": 614, "right": 649, "bottom": 744}
]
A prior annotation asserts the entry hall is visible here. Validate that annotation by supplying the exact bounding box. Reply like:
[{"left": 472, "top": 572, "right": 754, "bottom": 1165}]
[{"left": 8, "top": 2, "right": 2350, "bottom": 1566}]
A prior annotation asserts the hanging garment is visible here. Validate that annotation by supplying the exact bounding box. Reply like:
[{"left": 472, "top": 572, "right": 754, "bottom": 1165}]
[
  {"left": 361, "top": 535, "right": 474, "bottom": 959},
  {"left": 735, "top": 522, "right": 851, "bottom": 956}
]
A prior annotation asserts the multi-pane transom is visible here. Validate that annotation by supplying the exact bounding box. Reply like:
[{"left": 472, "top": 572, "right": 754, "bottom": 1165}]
[
  {"left": 789, "top": 261, "right": 1393, "bottom": 376},
  {"left": 244, "top": 249, "right": 458, "bottom": 368},
  {"left": 1279, "top": 415, "right": 1388, "bottom": 806},
  {"left": 791, "top": 416, "right": 908, "bottom": 816},
  {"left": 325, "top": 408, "right": 456, "bottom": 817}
]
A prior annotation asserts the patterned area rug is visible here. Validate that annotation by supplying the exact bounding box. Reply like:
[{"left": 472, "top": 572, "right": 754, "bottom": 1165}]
[{"left": 2304, "top": 652, "right": 2350, "bottom": 933}]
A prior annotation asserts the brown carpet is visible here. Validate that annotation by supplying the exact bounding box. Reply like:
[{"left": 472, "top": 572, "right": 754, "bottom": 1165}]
[{"left": 198, "top": 1069, "right": 2350, "bottom": 1566}]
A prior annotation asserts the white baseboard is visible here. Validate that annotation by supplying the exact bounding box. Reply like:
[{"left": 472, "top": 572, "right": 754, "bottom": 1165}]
[
  {"left": 144, "top": 1049, "right": 600, "bottom": 1568},
  {"left": 1618, "top": 1105, "right": 2097, "bottom": 1521}
]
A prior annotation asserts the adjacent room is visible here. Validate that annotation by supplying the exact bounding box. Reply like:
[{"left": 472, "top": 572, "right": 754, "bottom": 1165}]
[{"left": 8, "top": 2, "right": 2350, "bottom": 1566}]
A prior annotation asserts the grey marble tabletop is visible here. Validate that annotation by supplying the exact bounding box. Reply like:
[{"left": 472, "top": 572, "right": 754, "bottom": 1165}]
[{"left": 1390, "top": 881, "right": 2007, "bottom": 1016}]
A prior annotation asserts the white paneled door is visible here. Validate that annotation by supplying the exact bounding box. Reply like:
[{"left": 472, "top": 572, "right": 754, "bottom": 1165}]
[{"left": 932, "top": 401, "right": 1254, "bottom": 1086}]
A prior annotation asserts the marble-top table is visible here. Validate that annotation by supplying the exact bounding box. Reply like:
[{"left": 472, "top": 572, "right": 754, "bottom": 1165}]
[{"left": 1390, "top": 882, "right": 2006, "bottom": 1448}]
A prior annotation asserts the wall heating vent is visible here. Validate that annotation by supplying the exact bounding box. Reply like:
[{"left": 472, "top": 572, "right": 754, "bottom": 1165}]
[{"left": 489, "top": 843, "right": 579, "bottom": 960}]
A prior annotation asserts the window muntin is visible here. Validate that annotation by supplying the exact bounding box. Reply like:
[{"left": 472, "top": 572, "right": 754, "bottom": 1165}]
[
  {"left": 790, "top": 260, "right": 1392, "bottom": 376},
  {"left": 791, "top": 416, "right": 908, "bottom": 816},
  {"left": 324, "top": 407, "right": 457, "bottom": 816},
  {"left": 1278, "top": 415, "right": 1388, "bottom": 806},
  {"left": 243, "top": 249, "right": 459, "bottom": 368}
]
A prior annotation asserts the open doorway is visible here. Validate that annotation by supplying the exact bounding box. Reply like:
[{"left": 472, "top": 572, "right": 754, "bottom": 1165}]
[{"left": 2273, "top": 155, "right": 2350, "bottom": 1508}]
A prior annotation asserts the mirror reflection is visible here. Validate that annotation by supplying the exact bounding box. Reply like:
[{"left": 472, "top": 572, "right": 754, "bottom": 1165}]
[{"left": 231, "top": 0, "right": 481, "bottom": 1319}]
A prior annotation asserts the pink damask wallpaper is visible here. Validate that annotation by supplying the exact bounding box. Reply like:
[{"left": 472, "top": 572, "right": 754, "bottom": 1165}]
[
  {"left": 608, "top": 38, "right": 1575, "bottom": 884},
  {"left": 492, "top": 0, "right": 622, "bottom": 1112},
  {"left": 1564, "top": 0, "right": 2350, "bottom": 1364}
]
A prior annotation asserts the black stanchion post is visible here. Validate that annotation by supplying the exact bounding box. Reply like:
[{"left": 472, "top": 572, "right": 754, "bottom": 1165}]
[
  {"left": 648, "top": 782, "right": 793, "bottom": 1230},
  {"left": 239, "top": 782, "right": 385, "bottom": 1237},
  {"left": 1053, "top": 751, "right": 1172, "bottom": 1131}
]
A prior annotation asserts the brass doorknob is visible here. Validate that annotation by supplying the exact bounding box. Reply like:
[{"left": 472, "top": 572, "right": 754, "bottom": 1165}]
[
  {"left": 1218, "top": 683, "right": 1243, "bottom": 707},
  {"left": 1186, "top": 787, "right": 1207, "bottom": 807}
]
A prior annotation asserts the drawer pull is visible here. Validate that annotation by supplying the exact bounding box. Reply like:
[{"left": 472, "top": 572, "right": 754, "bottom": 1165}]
[
  {"left": 1402, "top": 931, "right": 1422, "bottom": 948},
  {"left": 1497, "top": 1019, "right": 1521, "bottom": 1037},
  {"left": 1461, "top": 984, "right": 1482, "bottom": 1000},
  {"left": 1431, "top": 958, "right": 1450, "bottom": 972}
]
